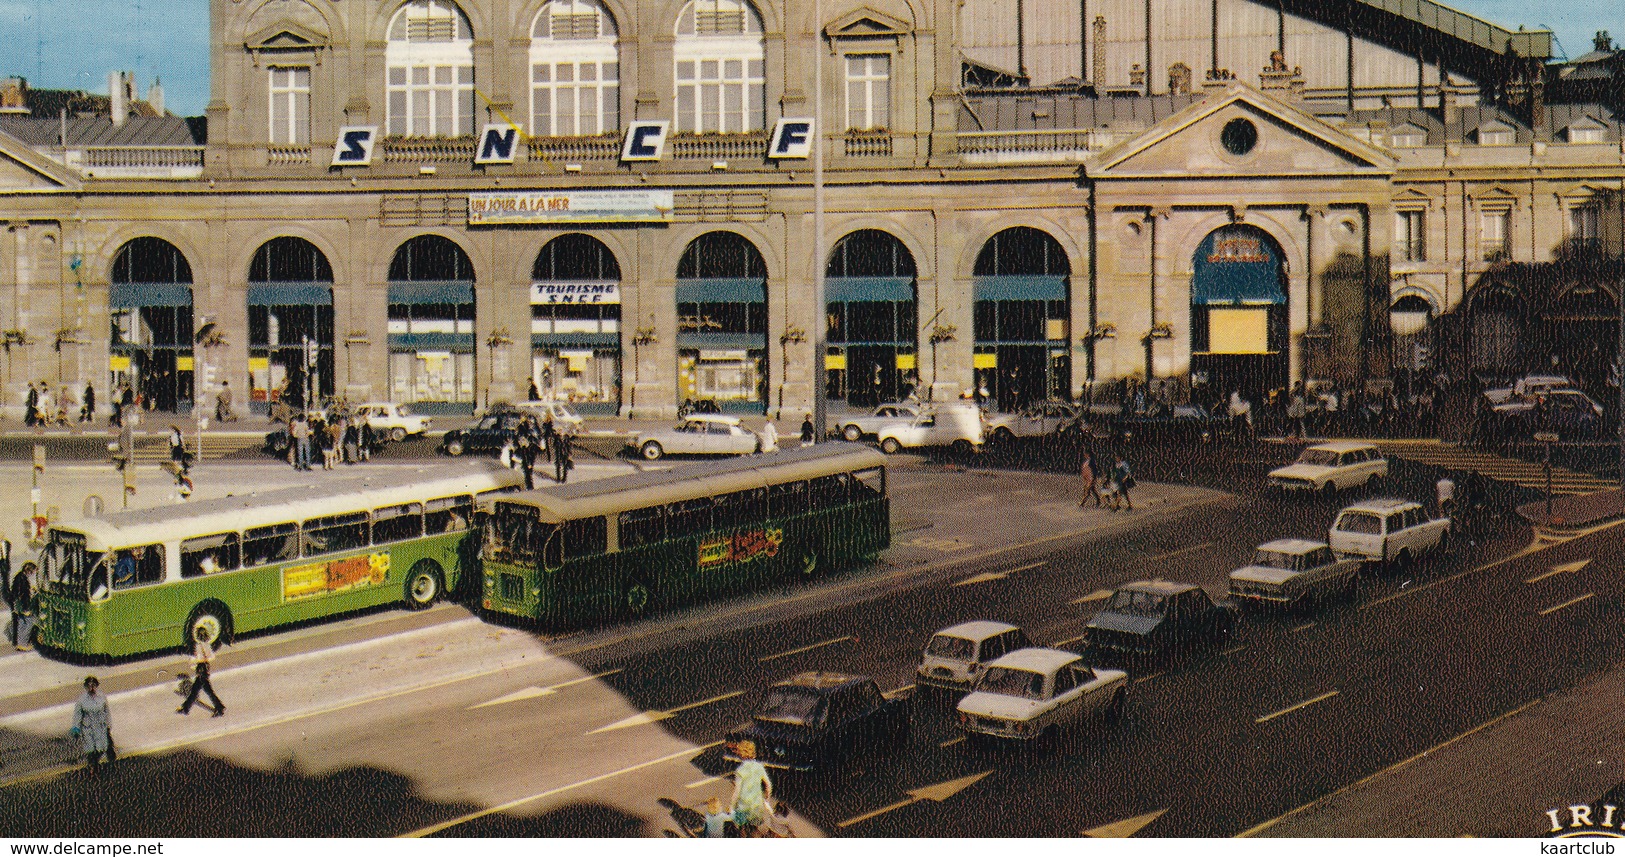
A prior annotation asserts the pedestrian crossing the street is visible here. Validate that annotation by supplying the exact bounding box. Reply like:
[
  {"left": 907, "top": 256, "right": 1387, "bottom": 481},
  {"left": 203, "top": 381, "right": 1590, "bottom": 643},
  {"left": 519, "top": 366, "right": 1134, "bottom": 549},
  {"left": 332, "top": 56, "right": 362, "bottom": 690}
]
[{"left": 1377, "top": 439, "right": 1616, "bottom": 496}]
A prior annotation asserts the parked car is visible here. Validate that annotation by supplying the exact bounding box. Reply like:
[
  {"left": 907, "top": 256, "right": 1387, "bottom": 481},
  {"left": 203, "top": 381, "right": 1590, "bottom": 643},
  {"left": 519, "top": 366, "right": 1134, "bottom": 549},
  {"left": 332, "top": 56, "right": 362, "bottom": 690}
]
[
  {"left": 724, "top": 672, "right": 911, "bottom": 777},
  {"left": 1329, "top": 498, "right": 1451, "bottom": 570},
  {"left": 955, "top": 648, "right": 1128, "bottom": 743},
  {"left": 508, "top": 399, "right": 586, "bottom": 434},
  {"left": 1483, "top": 374, "right": 1573, "bottom": 406},
  {"left": 1227, "top": 539, "right": 1361, "bottom": 611},
  {"left": 836, "top": 403, "right": 920, "bottom": 442},
  {"left": 1109, "top": 403, "right": 1224, "bottom": 443},
  {"left": 917, "top": 621, "right": 1033, "bottom": 696},
  {"left": 875, "top": 402, "right": 985, "bottom": 455},
  {"left": 984, "top": 401, "right": 1085, "bottom": 445},
  {"left": 352, "top": 401, "right": 431, "bottom": 442},
  {"left": 1267, "top": 441, "right": 1388, "bottom": 495},
  {"left": 626, "top": 414, "right": 760, "bottom": 460},
  {"left": 1083, "top": 580, "right": 1237, "bottom": 660},
  {"left": 440, "top": 411, "right": 527, "bottom": 456},
  {"left": 1490, "top": 389, "right": 1604, "bottom": 440}
]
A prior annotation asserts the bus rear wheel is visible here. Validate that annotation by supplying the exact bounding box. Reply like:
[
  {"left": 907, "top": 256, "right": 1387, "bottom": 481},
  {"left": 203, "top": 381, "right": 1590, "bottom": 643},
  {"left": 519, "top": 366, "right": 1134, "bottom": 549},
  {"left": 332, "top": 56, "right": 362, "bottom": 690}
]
[
  {"left": 624, "top": 579, "right": 653, "bottom": 618},
  {"left": 184, "top": 603, "right": 233, "bottom": 651},
  {"left": 404, "top": 560, "right": 444, "bottom": 610}
]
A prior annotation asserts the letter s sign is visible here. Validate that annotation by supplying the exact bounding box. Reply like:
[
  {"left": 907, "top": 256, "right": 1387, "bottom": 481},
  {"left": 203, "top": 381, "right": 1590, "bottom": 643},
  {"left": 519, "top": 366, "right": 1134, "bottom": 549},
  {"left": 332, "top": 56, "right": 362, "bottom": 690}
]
[
  {"left": 769, "top": 118, "right": 814, "bottom": 159},
  {"left": 332, "top": 126, "right": 378, "bottom": 166}
]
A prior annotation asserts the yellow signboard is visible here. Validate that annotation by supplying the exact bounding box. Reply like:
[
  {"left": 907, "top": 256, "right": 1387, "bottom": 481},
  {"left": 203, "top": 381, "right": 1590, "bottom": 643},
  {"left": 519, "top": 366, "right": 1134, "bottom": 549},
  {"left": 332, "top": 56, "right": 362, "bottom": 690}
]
[
  {"left": 282, "top": 552, "right": 390, "bottom": 602},
  {"left": 825, "top": 353, "right": 847, "bottom": 370},
  {"left": 175, "top": 356, "right": 195, "bottom": 371},
  {"left": 1209, "top": 308, "right": 1269, "bottom": 354},
  {"left": 109, "top": 355, "right": 131, "bottom": 372},
  {"left": 973, "top": 352, "right": 998, "bottom": 369},
  {"left": 248, "top": 357, "right": 270, "bottom": 372},
  {"left": 895, "top": 353, "right": 917, "bottom": 370}
]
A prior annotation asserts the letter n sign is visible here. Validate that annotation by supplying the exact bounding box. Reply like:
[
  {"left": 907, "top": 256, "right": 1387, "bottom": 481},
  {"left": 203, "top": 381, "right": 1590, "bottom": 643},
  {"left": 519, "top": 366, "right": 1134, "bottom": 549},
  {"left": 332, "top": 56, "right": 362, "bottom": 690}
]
[
  {"left": 621, "top": 121, "right": 669, "bottom": 162},
  {"left": 332, "top": 126, "right": 377, "bottom": 166},
  {"left": 770, "top": 118, "right": 814, "bottom": 158},
  {"left": 476, "top": 125, "right": 519, "bottom": 164}
]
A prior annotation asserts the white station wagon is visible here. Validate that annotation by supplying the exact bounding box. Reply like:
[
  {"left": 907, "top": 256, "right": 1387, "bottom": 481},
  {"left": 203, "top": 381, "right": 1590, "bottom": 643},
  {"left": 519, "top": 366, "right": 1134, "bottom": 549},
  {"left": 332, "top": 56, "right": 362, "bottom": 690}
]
[
  {"left": 1228, "top": 538, "right": 1361, "bottom": 610},
  {"left": 352, "top": 402, "right": 431, "bottom": 442},
  {"left": 1329, "top": 499, "right": 1451, "bottom": 569},
  {"left": 917, "top": 621, "right": 1033, "bottom": 695},
  {"left": 1268, "top": 441, "right": 1388, "bottom": 495},
  {"left": 956, "top": 648, "right": 1128, "bottom": 742},
  {"left": 626, "top": 414, "right": 760, "bottom": 460}
]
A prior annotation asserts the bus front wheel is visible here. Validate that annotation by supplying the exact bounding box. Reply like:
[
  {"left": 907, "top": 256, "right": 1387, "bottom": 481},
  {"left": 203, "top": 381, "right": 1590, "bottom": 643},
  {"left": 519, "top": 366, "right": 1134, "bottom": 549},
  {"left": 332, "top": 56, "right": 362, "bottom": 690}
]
[
  {"left": 184, "top": 603, "right": 233, "bottom": 651},
  {"left": 624, "top": 579, "right": 653, "bottom": 618},
  {"left": 405, "top": 560, "right": 444, "bottom": 610}
]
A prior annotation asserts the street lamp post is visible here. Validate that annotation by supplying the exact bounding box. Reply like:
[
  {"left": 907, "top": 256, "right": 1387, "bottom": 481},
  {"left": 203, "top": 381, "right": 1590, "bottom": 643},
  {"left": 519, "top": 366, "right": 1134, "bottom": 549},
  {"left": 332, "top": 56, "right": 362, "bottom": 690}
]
[{"left": 811, "top": 0, "right": 827, "bottom": 442}]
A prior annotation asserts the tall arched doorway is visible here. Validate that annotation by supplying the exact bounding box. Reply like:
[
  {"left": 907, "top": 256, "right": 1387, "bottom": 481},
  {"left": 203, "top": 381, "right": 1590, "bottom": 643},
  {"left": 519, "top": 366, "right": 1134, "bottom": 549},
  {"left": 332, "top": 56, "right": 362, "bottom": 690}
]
[
  {"left": 1467, "top": 284, "right": 1525, "bottom": 380},
  {"left": 1542, "top": 284, "right": 1617, "bottom": 392},
  {"left": 1390, "top": 293, "right": 1436, "bottom": 373},
  {"left": 110, "top": 237, "right": 194, "bottom": 412},
  {"left": 388, "top": 235, "right": 476, "bottom": 411},
  {"left": 676, "top": 232, "right": 767, "bottom": 413},
  {"left": 826, "top": 230, "right": 917, "bottom": 408},
  {"left": 1189, "top": 225, "right": 1288, "bottom": 406},
  {"left": 972, "top": 227, "right": 1071, "bottom": 412},
  {"left": 531, "top": 234, "right": 622, "bottom": 414},
  {"left": 248, "top": 237, "right": 334, "bottom": 411}
]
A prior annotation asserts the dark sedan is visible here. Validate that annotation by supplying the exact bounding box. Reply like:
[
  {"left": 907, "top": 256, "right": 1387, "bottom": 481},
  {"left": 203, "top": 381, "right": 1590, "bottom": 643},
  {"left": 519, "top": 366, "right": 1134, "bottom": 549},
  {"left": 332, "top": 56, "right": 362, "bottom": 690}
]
[
  {"left": 440, "top": 411, "right": 527, "bottom": 456},
  {"left": 1083, "top": 580, "right": 1237, "bottom": 662},
  {"left": 724, "top": 672, "right": 911, "bottom": 780}
]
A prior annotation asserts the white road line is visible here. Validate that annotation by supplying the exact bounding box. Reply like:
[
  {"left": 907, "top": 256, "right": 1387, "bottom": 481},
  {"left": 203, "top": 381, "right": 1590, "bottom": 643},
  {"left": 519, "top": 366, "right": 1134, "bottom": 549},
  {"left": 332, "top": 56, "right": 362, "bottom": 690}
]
[
  {"left": 1290, "top": 622, "right": 1316, "bottom": 633},
  {"left": 758, "top": 635, "right": 854, "bottom": 662},
  {"left": 1070, "top": 589, "right": 1113, "bottom": 605},
  {"left": 1009, "top": 561, "right": 1048, "bottom": 573},
  {"left": 1051, "top": 635, "right": 1086, "bottom": 648},
  {"left": 939, "top": 735, "right": 966, "bottom": 748},
  {"left": 1256, "top": 690, "right": 1340, "bottom": 724},
  {"left": 1538, "top": 593, "right": 1595, "bottom": 616},
  {"left": 684, "top": 774, "right": 728, "bottom": 790},
  {"left": 1133, "top": 671, "right": 1165, "bottom": 685},
  {"left": 1144, "top": 541, "right": 1215, "bottom": 563}
]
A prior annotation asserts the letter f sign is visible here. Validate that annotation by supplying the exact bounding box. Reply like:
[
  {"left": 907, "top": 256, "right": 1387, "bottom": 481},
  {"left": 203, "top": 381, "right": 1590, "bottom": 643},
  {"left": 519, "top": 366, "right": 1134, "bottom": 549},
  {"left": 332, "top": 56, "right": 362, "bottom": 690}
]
[
  {"left": 770, "top": 119, "right": 814, "bottom": 158},
  {"left": 332, "top": 126, "right": 377, "bottom": 166}
]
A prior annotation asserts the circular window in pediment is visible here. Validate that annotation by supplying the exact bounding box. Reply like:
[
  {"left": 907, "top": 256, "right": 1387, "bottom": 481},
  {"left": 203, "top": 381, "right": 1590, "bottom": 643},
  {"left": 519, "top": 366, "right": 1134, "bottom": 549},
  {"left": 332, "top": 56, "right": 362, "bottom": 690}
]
[{"left": 1221, "top": 118, "right": 1258, "bottom": 156}]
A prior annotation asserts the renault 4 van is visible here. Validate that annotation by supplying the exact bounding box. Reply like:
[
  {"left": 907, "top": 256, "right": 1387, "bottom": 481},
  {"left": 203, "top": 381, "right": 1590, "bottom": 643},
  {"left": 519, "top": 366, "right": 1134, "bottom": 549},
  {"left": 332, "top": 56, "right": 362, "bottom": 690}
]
[{"left": 876, "top": 402, "right": 985, "bottom": 455}]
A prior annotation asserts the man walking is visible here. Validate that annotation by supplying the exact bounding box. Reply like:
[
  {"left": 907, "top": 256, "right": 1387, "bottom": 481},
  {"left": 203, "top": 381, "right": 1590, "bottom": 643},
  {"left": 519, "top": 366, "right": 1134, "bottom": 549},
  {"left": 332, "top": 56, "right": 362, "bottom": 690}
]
[
  {"left": 177, "top": 625, "right": 225, "bottom": 717},
  {"left": 553, "top": 428, "right": 573, "bottom": 484},
  {"left": 10, "top": 561, "right": 37, "bottom": 651},
  {"left": 80, "top": 382, "right": 95, "bottom": 423},
  {"left": 290, "top": 413, "right": 313, "bottom": 471}
]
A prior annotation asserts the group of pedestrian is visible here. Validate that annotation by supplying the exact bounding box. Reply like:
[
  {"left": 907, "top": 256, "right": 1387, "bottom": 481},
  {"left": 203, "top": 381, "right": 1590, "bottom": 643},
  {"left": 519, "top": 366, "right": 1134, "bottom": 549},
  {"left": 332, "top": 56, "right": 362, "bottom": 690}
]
[
  {"left": 699, "top": 739, "right": 793, "bottom": 838},
  {"left": 1078, "top": 450, "right": 1135, "bottom": 512},
  {"left": 498, "top": 412, "right": 573, "bottom": 488},
  {"left": 285, "top": 408, "right": 375, "bottom": 472}
]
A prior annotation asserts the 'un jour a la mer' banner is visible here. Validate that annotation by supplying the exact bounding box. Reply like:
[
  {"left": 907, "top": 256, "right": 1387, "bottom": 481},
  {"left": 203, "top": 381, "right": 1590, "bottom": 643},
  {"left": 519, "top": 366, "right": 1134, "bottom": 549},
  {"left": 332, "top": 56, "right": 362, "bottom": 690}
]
[{"left": 468, "top": 190, "right": 675, "bottom": 225}]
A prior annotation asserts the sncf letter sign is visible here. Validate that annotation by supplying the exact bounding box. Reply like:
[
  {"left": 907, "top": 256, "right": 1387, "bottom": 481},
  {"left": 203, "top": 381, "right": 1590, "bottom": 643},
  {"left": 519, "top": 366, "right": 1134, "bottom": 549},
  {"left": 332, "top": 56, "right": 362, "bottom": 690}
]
[
  {"left": 332, "top": 126, "right": 378, "bottom": 166},
  {"left": 476, "top": 125, "right": 519, "bottom": 164},
  {"left": 769, "top": 118, "right": 814, "bottom": 159},
  {"left": 621, "top": 121, "right": 669, "bottom": 162}
]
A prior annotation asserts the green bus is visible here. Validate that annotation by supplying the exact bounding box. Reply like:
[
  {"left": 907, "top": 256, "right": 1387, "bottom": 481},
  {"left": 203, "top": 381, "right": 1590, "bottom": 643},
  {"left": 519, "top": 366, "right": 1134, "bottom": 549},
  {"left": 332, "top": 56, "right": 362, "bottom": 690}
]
[
  {"left": 36, "top": 463, "right": 524, "bottom": 658},
  {"left": 480, "top": 443, "right": 890, "bottom": 627}
]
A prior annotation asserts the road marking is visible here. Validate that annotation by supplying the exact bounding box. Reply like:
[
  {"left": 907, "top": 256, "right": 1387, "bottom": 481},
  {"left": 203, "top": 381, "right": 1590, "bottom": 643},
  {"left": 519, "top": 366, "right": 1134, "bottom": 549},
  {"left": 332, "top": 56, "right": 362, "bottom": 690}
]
[
  {"left": 1051, "top": 634, "right": 1086, "bottom": 648},
  {"left": 1009, "top": 561, "right": 1048, "bottom": 573},
  {"left": 1359, "top": 533, "right": 1584, "bottom": 612},
  {"left": 954, "top": 561, "right": 1046, "bottom": 585},
  {"left": 1145, "top": 542, "right": 1215, "bottom": 563},
  {"left": 1070, "top": 589, "right": 1113, "bottom": 605},
  {"left": 837, "top": 770, "right": 993, "bottom": 828},
  {"left": 886, "top": 684, "right": 915, "bottom": 698},
  {"left": 406, "top": 741, "right": 721, "bottom": 837},
  {"left": 1255, "top": 690, "right": 1340, "bottom": 724},
  {"left": 1220, "top": 645, "right": 1247, "bottom": 656},
  {"left": 1290, "top": 622, "right": 1316, "bottom": 633},
  {"left": 466, "top": 669, "right": 623, "bottom": 710},
  {"left": 758, "top": 636, "right": 854, "bottom": 662},
  {"left": 1084, "top": 808, "right": 1168, "bottom": 838},
  {"left": 684, "top": 774, "right": 728, "bottom": 790},
  {"left": 1538, "top": 593, "right": 1595, "bottom": 616},
  {"left": 1133, "top": 671, "right": 1165, "bottom": 685},
  {"left": 940, "top": 735, "right": 966, "bottom": 748},
  {"left": 1237, "top": 699, "right": 1538, "bottom": 837},
  {"left": 1526, "top": 559, "right": 1591, "bottom": 584},
  {"left": 588, "top": 691, "right": 746, "bottom": 735}
]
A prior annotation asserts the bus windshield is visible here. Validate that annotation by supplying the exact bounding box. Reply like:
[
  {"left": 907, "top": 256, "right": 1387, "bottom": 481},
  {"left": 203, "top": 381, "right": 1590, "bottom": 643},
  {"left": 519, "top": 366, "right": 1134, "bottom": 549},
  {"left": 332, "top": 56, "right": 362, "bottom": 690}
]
[
  {"left": 42, "top": 530, "right": 105, "bottom": 600},
  {"left": 486, "top": 504, "right": 552, "bottom": 564}
]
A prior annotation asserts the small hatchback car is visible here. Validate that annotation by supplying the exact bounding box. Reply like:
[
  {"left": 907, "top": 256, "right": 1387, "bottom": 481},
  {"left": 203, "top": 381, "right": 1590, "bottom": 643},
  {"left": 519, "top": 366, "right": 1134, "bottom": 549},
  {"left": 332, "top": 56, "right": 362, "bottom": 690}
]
[
  {"left": 1268, "top": 441, "right": 1388, "bottom": 495},
  {"left": 917, "top": 621, "right": 1033, "bottom": 695},
  {"left": 955, "top": 648, "right": 1128, "bottom": 743}
]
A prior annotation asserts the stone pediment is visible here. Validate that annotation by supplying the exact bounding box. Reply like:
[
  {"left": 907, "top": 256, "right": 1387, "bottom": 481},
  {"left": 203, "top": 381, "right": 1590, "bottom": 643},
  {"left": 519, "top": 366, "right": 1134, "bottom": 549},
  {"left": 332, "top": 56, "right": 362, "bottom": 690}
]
[
  {"left": 825, "top": 7, "right": 911, "bottom": 38},
  {"left": 1090, "top": 83, "right": 1396, "bottom": 180},
  {"left": 245, "top": 22, "right": 330, "bottom": 53},
  {"left": 0, "top": 129, "right": 80, "bottom": 192}
]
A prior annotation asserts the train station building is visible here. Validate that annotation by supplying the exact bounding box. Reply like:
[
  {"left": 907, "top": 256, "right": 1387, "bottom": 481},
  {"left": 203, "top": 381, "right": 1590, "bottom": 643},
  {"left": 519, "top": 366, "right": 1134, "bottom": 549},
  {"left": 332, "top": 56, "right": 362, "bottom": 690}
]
[{"left": 0, "top": 0, "right": 1621, "bottom": 419}]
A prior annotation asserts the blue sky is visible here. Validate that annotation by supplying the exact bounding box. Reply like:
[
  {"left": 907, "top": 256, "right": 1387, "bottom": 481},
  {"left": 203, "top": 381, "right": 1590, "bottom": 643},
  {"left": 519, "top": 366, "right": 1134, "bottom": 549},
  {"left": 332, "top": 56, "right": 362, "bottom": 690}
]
[{"left": 0, "top": 0, "right": 1615, "bottom": 118}]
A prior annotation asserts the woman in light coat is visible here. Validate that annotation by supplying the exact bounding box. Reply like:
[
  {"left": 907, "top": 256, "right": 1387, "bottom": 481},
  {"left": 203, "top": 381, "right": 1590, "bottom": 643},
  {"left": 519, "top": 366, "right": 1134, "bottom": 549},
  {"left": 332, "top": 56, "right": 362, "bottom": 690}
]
[
  {"left": 72, "top": 676, "right": 113, "bottom": 772},
  {"left": 730, "top": 740, "right": 773, "bottom": 835}
]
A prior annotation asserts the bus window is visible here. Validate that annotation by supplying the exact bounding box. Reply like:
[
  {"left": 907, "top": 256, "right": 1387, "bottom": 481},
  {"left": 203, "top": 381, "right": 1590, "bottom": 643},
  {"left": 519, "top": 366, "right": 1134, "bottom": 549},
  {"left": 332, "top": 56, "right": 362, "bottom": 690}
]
[
  {"left": 244, "top": 522, "right": 299, "bottom": 568},
  {"left": 373, "top": 502, "right": 424, "bottom": 544},
  {"left": 489, "top": 504, "right": 543, "bottom": 563},
  {"left": 43, "top": 530, "right": 104, "bottom": 599},
  {"left": 112, "top": 545, "right": 165, "bottom": 590},
  {"left": 715, "top": 488, "right": 767, "bottom": 530},
  {"left": 667, "top": 498, "right": 713, "bottom": 535},
  {"left": 618, "top": 507, "right": 665, "bottom": 550},
  {"left": 425, "top": 496, "right": 474, "bottom": 534},
  {"left": 852, "top": 468, "right": 885, "bottom": 499},
  {"left": 808, "top": 474, "right": 852, "bottom": 510},
  {"left": 303, "top": 512, "right": 369, "bottom": 557},
  {"left": 767, "top": 481, "right": 807, "bottom": 517},
  {"left": 181, "top": 533, "right": 240, "bottom": 578},
  {"left": 562, "top": 517, "right": 608, "bottom": 559}
]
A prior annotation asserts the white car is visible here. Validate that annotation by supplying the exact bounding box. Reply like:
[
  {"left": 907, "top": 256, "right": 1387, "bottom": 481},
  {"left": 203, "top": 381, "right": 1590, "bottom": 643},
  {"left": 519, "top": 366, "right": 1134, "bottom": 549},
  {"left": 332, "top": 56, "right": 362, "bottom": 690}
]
[
  {"left": 352, "top": 402, "right": 431, "bottom": 442},
  {"left": 956, "top": 648, "right": 1128, "bottom": 742},
  {"left": 627, "top": 414, "right": 760, "bottom": 460},
  {"left": 836, "top": 403, "right": 920, "bottom": 442},
  {"left": 1329, "top": 499, "right": 1451, "bottom": 569},
  {"left": 508, "top": 400, "right": 586, "bottom": 433},
  {"left": 917, "top": 621, "right": 1033, "bottom": 695},
  {"left": 984, "top": 401, "right": 1084, "bottom": 444},
  {"left": 1228, "top": 539, "right": 1361, "bottom": 610},
  {"left": 876, "top": 402, "right": 985, "bottom": 455},
  {"left": 1267, "top": 441, "right": 1387, "bottom": 495},
  {"left": 1483, "top": 374, "right": 1572, "bottom": 405}
]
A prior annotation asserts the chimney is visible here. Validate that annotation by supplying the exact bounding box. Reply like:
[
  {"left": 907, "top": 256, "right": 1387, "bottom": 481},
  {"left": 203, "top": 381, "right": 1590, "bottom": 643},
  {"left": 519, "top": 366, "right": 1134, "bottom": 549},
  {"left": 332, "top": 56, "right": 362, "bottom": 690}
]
[
  {"left": 109, "top": 71, "right": 127, "bottom": 127},
  {"left": 147, "top": 78, "right": 164, "bottom": 117}
]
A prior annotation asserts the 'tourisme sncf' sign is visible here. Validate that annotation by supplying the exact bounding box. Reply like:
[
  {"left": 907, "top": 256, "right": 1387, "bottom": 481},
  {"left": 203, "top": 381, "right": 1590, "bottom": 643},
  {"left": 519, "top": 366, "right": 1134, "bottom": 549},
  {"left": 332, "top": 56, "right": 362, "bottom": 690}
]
[{"left": 330, "top": 120, "right": 816, "bottom": 169}]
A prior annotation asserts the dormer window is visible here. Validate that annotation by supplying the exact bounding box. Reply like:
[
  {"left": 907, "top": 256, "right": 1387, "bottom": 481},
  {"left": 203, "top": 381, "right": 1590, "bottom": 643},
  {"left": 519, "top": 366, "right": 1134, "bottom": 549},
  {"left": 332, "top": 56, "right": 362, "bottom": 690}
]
[
  {"left": 1475, "top": 121, "right": 1516, "bottom": 146},
  {"left": 1390, "top": 124, "right": 1427, "bottom": 148},
  {"left": 1566, "top": 119, "right": 1607, "bottom": 144}
]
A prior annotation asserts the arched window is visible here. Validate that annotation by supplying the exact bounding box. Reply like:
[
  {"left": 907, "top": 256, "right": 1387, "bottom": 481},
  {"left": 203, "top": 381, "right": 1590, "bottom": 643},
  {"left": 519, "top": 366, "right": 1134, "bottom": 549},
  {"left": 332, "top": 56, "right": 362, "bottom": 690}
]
[
  {"left": 248, "top": 237, "right": 335, "bottom": 410},
  {"left": 531, "top": 234, "right": 623, "bottom": 410},
  {"left": 110, "top": 238, "right": 195, "bottom": 413},
  {"left": 972, "top": 227, "right": 1071, "bottom": 411},
  {"left": 673, "top": 0, "right": 765, "bottom": 133},
  {"left": 386, "top": 0, "right": 475, "bottom": 137},
  {"left": 530, "top": 0, "right": 620, "bottom": 137}
]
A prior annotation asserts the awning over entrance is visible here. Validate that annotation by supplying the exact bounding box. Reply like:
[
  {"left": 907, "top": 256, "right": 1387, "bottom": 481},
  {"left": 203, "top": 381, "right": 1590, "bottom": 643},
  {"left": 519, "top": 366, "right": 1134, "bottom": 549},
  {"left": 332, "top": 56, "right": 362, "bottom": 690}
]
[
  {"left": 110, "top": 283, "right": 191, "bottom": 308},
  {"left": 1191, "top": 228, "right": 1285, "bottom": 306},
  {"left": 388, "top": 281, "right": 475, "bottom": 304},
  {"left": 973, "top": 276, "right": 1066, "bottom": 301},
  {"left": 676, "top": 278, "right": 766, "bottom": 302},
  {"left": 827, "top": 276, "right": 915, "bottom": 302},
  {"left": 533, "top": 332, "right": 619, "bottom": 348},
  {"left": 249, "top": 283, "right": 334, "bottom": 305}
]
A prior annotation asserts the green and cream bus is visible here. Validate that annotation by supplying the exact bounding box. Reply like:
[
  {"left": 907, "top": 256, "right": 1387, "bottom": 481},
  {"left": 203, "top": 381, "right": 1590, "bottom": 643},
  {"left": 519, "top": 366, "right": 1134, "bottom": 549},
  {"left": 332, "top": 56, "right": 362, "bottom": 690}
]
[
  {"left": 479, "top": 443, "right": 889, "bottom": 627},
  {"left": 36, "top": 463, "right": 523, "bottom": 657}
]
